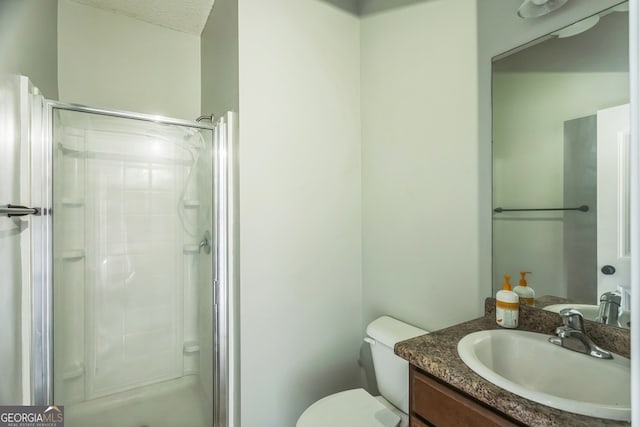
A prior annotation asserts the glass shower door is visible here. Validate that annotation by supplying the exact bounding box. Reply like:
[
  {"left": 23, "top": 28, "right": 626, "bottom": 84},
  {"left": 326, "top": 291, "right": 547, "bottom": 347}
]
[{"left": 50, "top": 107, "right": 215, "bottom": 427}]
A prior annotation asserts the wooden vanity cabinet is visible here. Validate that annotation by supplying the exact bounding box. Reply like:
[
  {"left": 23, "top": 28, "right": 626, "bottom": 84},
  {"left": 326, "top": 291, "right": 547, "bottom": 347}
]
[{"left": 409, "top": 366, "right": 523, "bottom": 427}]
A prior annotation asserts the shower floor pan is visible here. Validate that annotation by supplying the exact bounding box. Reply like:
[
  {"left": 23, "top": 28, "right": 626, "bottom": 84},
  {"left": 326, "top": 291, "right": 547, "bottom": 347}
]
[{"left": 64, "top": 376, "right": 209, "bottom": 427}]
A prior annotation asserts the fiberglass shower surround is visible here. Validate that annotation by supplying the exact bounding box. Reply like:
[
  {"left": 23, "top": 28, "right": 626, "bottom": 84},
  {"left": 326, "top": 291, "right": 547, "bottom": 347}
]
[
  {"left": 52, "top": 110, "right": 211, "bottom": 402},
  {"left": 0, "top": 75, "right": 235, "bottom": 427}
]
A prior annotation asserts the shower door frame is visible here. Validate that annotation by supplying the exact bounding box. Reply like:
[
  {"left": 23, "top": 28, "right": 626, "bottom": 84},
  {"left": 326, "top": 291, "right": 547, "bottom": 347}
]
[{"left": 32, "top": 100, "right": 233, "bottom": 427}]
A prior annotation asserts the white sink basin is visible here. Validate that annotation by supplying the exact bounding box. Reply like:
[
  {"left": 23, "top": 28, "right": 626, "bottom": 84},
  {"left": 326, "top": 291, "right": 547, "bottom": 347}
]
[
  {"left": 457, "top": 329, "right": 630, "bottom": 421},
  {"left": 544, "top": 304, "right": 631, "bottom": 329}
]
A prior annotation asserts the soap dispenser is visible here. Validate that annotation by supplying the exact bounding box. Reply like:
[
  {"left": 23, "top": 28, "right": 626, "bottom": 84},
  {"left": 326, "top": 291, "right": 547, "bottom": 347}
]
[
  {"left": 496, "top": 274, "right": 519, "bottom": 328},
  {"left": 513, "top": 271, "right": 535, "bottom": 306}
]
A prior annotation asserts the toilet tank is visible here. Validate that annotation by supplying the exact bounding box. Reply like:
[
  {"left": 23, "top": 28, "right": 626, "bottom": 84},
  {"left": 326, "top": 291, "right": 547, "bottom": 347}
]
[{"left": 366, "top": 316, "right": 428, "bottom": 414}]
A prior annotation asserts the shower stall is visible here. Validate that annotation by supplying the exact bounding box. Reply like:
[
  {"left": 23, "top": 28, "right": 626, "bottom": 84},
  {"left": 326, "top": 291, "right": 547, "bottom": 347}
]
[{"left": 0, "top": 75, "right": 236, "bottom": 427}]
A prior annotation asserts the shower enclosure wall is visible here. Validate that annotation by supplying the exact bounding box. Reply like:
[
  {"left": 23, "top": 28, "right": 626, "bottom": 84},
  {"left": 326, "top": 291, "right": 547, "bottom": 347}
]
[{"left": 0, "top": 75, "right": 235, "bottom": 427}]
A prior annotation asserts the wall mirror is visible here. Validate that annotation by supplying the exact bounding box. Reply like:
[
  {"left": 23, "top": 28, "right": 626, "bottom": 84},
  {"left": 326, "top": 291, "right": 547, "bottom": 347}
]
[{"left": 491, "top": 2, "right": 630, "bottom": 327}]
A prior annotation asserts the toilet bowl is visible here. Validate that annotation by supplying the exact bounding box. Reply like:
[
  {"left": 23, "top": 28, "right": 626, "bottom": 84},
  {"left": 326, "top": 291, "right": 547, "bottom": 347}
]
[
  {"left": 296, "top": 388, "right": 403, "bottom": 427},
  {"left": 297, "top": 316, "right": 428, "bottom": 427}
]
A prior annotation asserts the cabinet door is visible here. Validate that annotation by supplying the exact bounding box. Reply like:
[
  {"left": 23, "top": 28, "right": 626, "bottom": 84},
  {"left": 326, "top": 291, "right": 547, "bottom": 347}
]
[{"left": 411, "top": 367, "right": 520, "bottom": 427}]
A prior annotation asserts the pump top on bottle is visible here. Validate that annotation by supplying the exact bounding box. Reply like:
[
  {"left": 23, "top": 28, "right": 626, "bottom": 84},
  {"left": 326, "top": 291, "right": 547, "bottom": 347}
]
[{"left": 513, "top": 271, "right": 535, "bottom": 306}]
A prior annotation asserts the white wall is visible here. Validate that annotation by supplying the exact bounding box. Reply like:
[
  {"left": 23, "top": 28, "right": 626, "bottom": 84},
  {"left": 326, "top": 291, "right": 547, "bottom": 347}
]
[
  {"left": 57, "top": 0, "right": 200, "bottom": 120},
  {"left": 361, "top": 0, "right": 482, "bottom": 331},
  {"left": 201, "top": 0, "right": 238, "bottom": 117},
  {"left": 237, "top": 0, "right": 362, "bottom": 425},
  {"left": 0, "top": 0, "right": 58, "bottom": 98},
  {"left": 493, "top": 72, "right": 628, "bottom": 298}
]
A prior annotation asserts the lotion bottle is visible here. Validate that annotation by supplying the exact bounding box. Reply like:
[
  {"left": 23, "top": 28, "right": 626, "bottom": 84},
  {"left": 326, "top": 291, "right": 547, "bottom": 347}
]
[
  {"left": 496, "top": 274, "right": 519, "bottom": 328},
  {"left": 513, "top": 271, "right": 535, "bottom": 306}
]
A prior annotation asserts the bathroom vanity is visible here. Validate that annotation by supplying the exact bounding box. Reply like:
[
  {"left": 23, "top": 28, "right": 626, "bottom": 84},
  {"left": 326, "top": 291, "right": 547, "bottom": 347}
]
[{"left": 395, "top": 298, "right": 631, "bottom": 427}]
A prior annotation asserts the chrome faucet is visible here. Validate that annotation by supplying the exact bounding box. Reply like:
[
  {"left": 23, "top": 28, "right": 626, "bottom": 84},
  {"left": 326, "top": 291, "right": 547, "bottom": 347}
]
[
  {"left": 548, "top": 308, "right": 612, "bottom": 359},
  {"left": 596, "top": 291, "right": 621, "bottom": 327}
]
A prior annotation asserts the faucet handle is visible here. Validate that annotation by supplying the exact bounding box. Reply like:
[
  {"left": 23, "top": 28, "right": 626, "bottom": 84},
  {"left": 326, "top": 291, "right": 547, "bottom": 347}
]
[
  {"left": 599, "top": 291, "right": 621, "bottom": 305},
  {"left": 559, "top": 308, "right": 585, "bottom": 332},
  {"left": 598, "top": 291, "right": 622, "bottom": 326}
]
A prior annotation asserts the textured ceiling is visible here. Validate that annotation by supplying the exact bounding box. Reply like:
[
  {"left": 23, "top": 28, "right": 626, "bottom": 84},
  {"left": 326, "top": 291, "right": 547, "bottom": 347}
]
[{"left": 69, "top": 0, "right": 215, "bottom": 35}]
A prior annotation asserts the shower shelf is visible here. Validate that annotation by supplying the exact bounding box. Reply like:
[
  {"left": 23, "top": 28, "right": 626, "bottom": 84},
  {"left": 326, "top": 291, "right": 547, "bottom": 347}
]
[
  {"left": 63, "top": 363, "right": 85, "bottom": 380},
  {"left": 62, "top": 250, "right": 85, "bottom": 261},
  {"left": 182, "top": 200, "right": 201, "bottom": 208},
  {"left": 183, "top": 341, "right": 200, "bottom": 354},
  {"left": 62, "top": 197, "right": 85, "bottom": 207},
  {"left": 183, "top": 244, "right": 200, "bottom": 254}
]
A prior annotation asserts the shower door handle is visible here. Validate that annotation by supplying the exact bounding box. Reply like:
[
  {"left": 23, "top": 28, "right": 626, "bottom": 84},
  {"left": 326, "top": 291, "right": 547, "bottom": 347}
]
[{"left": 0, "top": 204, "right": 41, "bottom": 217}]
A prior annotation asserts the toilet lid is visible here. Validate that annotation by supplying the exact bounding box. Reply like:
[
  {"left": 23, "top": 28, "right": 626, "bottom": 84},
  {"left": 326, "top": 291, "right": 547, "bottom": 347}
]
[{"left": 297, "top": 388, "right": 401, "bottom": 427}]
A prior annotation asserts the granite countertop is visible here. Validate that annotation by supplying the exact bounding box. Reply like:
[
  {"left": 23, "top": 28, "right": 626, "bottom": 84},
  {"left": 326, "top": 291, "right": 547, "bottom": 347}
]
[{"left": 395, "top": 299, "right": 631, "bottom": 427}]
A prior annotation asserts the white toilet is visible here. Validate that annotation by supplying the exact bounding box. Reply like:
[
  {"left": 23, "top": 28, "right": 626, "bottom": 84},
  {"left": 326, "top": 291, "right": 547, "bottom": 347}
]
[{"left": 297, "top": 316, "right": 428, "bottom": 427}]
